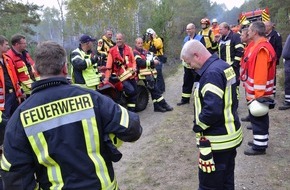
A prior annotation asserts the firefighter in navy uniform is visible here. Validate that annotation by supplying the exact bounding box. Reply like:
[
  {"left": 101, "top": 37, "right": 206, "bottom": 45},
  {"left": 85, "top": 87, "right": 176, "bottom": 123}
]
[
  {"left": 0, "top": 41, "right": 142, "bottom": 190},
  {"left": 218, "top": 22, "right": 244, "bottom": 86},
  {"left": 181, "top": 40, "right": 243, "bottom": 189},
  {"left": 177, "top": 23, "right": 205, "bottom": 106},
  {"left": 133, "top": 37, "right": 173, "bottom": 112},
  {"left": 70, "top": 34, "right": 102, "bottom": 90}
]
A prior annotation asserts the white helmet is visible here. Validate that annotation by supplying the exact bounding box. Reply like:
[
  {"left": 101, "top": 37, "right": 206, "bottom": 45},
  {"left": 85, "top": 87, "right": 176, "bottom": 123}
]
[
  {"left": 146, "top": 28, "right": 155, "bottom": 35},
  {"left": 248, "top": 100, "right": 269, "bottom": 117},
  {"left": 212, "top": 18, "right": 218, "bottom": 23}
]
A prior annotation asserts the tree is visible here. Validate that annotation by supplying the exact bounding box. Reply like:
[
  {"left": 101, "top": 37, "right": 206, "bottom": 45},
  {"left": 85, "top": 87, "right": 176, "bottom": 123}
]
[{"left": 0, "top": 0, "right": 41, "bottom": 38}]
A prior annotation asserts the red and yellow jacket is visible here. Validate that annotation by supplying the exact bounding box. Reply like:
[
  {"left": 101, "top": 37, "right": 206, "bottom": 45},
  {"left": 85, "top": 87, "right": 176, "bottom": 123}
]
[
  {"left": 240, "top": 37, "right": 276, "bottom": 100},
  {"left": 6, "top": 49, "right": 39, "bottom": 95},
  {"left": 105, "top": 44, "right": 136, "bottom": 80},
  {"left": 0, "top": 54, "right": 22, "bottom": 110}
]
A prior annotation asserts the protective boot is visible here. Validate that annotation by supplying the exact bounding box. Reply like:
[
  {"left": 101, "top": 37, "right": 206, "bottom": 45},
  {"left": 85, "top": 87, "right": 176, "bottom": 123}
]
[
  {"left": 160, "top": 100, "right": 173, "bottom": 111},
  {"left": 154, "top": 102, "right": 167, "bottom": 112}
]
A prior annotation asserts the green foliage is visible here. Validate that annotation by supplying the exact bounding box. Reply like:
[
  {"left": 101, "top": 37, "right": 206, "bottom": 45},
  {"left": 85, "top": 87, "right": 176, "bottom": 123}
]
[{"left": 0, "top": 0, "right": 41, "bottom": 38}]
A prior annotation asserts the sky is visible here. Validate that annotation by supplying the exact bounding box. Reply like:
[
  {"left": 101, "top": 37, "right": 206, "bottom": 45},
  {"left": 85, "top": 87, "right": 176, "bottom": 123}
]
[{"left": 23, "top": 0, "right": 246, "bottom": 10}]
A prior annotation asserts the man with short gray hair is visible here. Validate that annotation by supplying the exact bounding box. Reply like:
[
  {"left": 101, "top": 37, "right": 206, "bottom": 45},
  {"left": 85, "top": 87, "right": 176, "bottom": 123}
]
[{"left": 1, "top": 41, "right": 142, "bottom": 189}]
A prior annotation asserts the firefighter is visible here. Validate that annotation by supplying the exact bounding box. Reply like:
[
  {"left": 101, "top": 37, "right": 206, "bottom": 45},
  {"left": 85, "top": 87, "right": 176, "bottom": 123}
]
[
  {"left": 133, "top": 37, "right": 173, "bottom": 112},
  {"left": 0, "top": 35, "right": 22, "bottom": 145},
  {"left": 211, "top": 18, "right": 220, "bottom": 37},
  {"left": 180, "top": 39, "right": 243, "bottom": 189},
  {"left": 6, "top": 34, "right": 39, "bottom": 98},
  {"left": 143, "top": 28, "right": 166, "bottom": 93},
  {"left": 97, "top": 29, "right": 116, "bottom": 66},
  {"left": 218, "top": 22, "right": 244, "bottom": 85},
  {"left": 198, "top": 18, "right": 218, "bottom": 53},
  {"left": 177, "top": 23, "right": 205, "bottom": 106},
  {"left": 264, "top": 21, "right": 283, "bottom": 96},
  {"left": 240, "top": 21, "right": 276, "bottom": 155},
  {"left": 279, "top": 34, "right": 290, "bottom": 110},
  {"left": 70, "top": 34, "right": 102, "bottom": 90},
  {"left": 104, "top": 33, "right": 138, "bottom": 112},
  {"left": 0, "top": 41, "right": 142, "bottom": 189}
]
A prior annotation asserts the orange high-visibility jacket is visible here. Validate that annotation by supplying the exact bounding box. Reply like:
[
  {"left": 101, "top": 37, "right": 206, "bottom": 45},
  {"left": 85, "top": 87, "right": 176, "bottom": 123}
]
[
  {"left": 241, "top": 38, "right": 276, "bottom": 100},
  {"left": 6, "top": 49, "right": 39, "bottom": 94},
  {"left": 105, "top": 44, "right": 136, "bottom": 79},
  {"left": 0, "top": 54, "right": 22, "bottom": 110}
]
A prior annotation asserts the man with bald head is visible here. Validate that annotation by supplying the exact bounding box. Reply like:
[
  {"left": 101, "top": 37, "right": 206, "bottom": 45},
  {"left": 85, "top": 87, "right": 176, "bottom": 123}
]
[
  {"left": 181, "top": 40, "right": 242, "bottom": 190},
  {"left": 105, "top": 33, "right": 138, "bottom": 112},
  {"left": 177, "top": 23, "right": 205, "bottom": 106}
]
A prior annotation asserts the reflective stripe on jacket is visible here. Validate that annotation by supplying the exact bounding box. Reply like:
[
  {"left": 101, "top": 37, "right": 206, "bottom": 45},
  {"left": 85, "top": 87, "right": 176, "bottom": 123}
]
[
  {"left": 193, "top": 54, "right": 243, "bottom": 151},
  {"left": 133, "top": 48, "right": 157, "bottom": 79},
  {"left": 0, "top": 54, "right": 22, "bottom": 110},
  {"left": 241, "top": 38, "right": 276, "bottom": 100},
  {"left": 105, "top": 44, "right": 136, "bottom": 79},
  {"left": 1, "top": 77, "right": 142, "bottom": 189},
  {"left": 6, "top": 49, "right": 39, "bottom": 95},
  {"left": 70, "top": 48, "right": 101, "bottom": 89}
]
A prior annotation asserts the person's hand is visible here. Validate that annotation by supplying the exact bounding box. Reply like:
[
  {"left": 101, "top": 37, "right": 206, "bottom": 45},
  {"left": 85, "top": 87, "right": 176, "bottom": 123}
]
[{"left": 198, "top": 137, "right": 215, "bottom": 173}]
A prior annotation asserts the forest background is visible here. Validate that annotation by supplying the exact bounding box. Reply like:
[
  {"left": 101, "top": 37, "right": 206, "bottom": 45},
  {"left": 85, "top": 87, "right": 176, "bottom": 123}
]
[{"left": 1, "top": 0, "right": 290, "bottom": 61}]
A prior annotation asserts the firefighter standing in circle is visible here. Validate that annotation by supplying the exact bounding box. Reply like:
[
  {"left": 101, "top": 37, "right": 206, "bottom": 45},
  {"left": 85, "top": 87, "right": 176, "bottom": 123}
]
[
  {"left": 104, "top": 33, "right": 138, "bottom": 112},
  {"left": 0, "top": 35, "right": 22, "bottom": 146},
  {"left": 97, "top": 29, "right": 116, "bottom": 66},
  {"left": 133, "top": 37, "right": 173, "bottom": 112},
  {"left": 6, "top": 34, "right": 39, "bottom": 98},
  {"left": 143, "top": 28, "right": 166, "bottom": 93},
  {"left": 240, "top": 21, "right": 276, "bottom": 156},
  {"left": 0, "top": 41, "right": 142, "bottom": 189},
  {"left": 180, "top": 39, "right": 243, "bottom": 190},
  {"left": 70, "top": 34, "right": 102, "bottom": 90},
  {"left": 198, "top": 18, "right": 218, "bottom": 54},
  {"left": 177, "top": 23, "right": 205, "bottom": 106}
]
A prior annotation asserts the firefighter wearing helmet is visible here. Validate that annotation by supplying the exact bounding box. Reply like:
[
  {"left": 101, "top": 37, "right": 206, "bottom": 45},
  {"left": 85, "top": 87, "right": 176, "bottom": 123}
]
[
  {"left": 198, "top": 18, "right": 218, "bottom": 53},
  {"left": 211, "top": 18, "right": 220, "bottom": 37}
]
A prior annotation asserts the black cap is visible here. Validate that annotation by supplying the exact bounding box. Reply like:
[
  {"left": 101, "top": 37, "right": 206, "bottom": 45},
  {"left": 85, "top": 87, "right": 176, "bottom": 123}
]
[{"left": 80, "top": 34, "right": 96, "bottom": 43}]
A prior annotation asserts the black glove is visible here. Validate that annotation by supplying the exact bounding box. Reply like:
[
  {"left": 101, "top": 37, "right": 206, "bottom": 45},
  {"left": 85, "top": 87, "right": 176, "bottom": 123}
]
[
  {"left": 142, "top": 34, "right": 146, "bottom": 41},
  {"left": 91, "top": 55, "right": 99, "bottom": 64}
]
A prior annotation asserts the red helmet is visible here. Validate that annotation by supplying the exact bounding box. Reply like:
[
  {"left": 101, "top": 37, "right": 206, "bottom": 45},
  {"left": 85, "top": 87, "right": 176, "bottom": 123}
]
[{"left": 200, "top": 18, "right": 210, "bottom": 25}]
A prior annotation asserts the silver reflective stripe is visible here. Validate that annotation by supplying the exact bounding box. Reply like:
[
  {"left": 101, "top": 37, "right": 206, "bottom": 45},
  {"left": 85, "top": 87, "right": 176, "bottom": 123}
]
[{"left": 24, "top": 109, "right": 95, "bottom": 136}]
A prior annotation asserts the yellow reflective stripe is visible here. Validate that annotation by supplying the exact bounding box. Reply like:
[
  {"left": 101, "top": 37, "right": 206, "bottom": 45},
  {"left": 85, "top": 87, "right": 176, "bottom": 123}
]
[
  {"left": 201, "top": 83, "right": 223, "bottom": 99},
  {"left": 194, "top": 83, "right": 210, "bottom": 130},
  {"left": 82, "top": 117, "right": 114, "bottom": 189},
  {"left": 127, "top": 103, "right": 136, "bottom": 108},
  {"left": 226, "top": 42, "right": 231, "bottom": 64},
  {"left": 234, "top": 56, "right": 241, "bottom": 61},
  {"left": 119, "top": 105, "right": 129, "bottom": 128},
  {"left": 17, "top": 65, "right": 28, "bottom": 73},
  {"left": 152, "top": 96, "right": 164, "bottom": 103},
  {"left": 224, "top": 85, "right": 236, "bottom": 134},
  {"left": 197, "top": 127, "right": 243, "bottom": 151},
  {"left": 182, "top": 93, "right": 191, "bottom": 98},
  {"left": 235, "top": 44, "right": 244, "bottom": 49},
  {"left": 28, "top": 133, "right": 63, "bottom": 189},
  {"left": 0, "top": 154, "right": 11, "bottom": 171}
]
